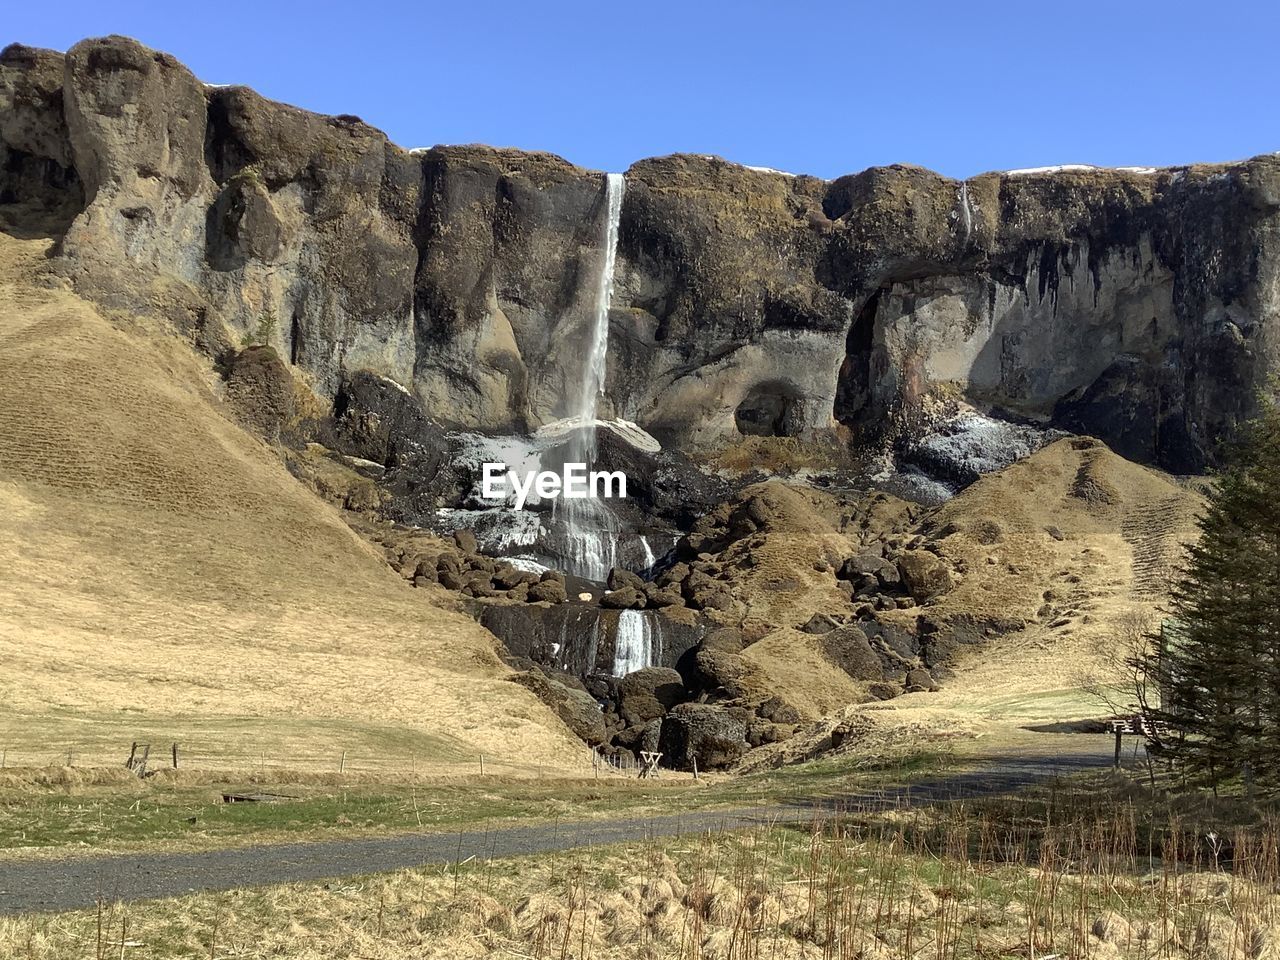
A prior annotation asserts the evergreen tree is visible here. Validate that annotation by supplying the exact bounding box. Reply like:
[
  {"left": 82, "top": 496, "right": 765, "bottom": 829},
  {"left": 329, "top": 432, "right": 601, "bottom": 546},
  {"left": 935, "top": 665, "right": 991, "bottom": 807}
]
[
  {"left": 1149, "top": 395, "right": 1280, "bottom": 791},
  {"left": 241, "top": 306, "right": 278, "bottom": 348}
]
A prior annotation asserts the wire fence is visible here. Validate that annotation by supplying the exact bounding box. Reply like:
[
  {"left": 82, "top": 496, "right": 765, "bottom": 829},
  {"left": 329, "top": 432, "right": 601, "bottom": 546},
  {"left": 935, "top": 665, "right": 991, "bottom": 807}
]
[{"left": 0, "top": 741, "right": 667, "bottom": 781}]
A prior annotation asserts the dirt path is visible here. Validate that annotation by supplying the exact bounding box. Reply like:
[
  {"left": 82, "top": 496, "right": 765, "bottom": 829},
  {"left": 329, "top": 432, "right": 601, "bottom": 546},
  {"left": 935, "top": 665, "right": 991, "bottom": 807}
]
[{"left": 0, "top": 742, "right": 1124, "bottom": 915}]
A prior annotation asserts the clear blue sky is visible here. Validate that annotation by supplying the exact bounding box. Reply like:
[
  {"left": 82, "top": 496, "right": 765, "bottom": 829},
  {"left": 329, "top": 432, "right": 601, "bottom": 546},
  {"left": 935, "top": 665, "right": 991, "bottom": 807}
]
[{"left": 7, "top": 0, "right": 1277, "bottom": 180}]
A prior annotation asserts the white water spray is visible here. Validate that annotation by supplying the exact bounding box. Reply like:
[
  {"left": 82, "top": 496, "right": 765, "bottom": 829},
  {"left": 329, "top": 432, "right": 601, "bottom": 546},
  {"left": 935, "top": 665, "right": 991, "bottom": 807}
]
[{"left": 613, "top": 609, "right": 656, "bottom": 676}]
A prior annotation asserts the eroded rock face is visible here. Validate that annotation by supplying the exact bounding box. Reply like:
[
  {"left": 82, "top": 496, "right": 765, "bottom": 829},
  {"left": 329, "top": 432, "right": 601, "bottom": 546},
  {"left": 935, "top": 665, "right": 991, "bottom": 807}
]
[
  {"left": 3, "top": 36, "right": 1279, "bottom": 471},
  {"left": 0, "top": 44, "right": 83, "bottom": 234}
]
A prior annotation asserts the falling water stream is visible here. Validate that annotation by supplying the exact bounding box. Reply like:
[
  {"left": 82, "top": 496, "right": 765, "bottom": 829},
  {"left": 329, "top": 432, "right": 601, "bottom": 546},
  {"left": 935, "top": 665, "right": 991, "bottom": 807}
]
[
  {"left": 613, "top": 609, "right": 657, "bottom": 677},
  {"left": 551, "top": 172, "right": 628, "bottom": 582},
  {"left": 437, "top": 173, "right": 670, "bottom": 675}
]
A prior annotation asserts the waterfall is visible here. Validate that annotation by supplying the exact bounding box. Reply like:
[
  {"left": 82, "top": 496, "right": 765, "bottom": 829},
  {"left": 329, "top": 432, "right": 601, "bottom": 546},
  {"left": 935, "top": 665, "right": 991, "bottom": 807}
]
[
  {"left": 613, "top": 609, "right": 656, "bottom": 677},
  {"left": 958, "top": 182, "right": 973, "bottom": 242},
  {"left": 554, "top": 172, "right": 626, "bottom": 581},
  {"left": 639, "top": 536, "right": 656, "bottom": 571},
  {"left": 575, "top": 172, "right": 626, "bottom": 447}
]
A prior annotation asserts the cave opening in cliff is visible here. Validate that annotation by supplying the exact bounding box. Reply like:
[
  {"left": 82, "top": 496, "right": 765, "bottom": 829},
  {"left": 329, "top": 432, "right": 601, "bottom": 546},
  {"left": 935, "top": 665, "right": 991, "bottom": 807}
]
[
  {"left": 735, "top": 381, "right": 803, "bottom": 437},
  {"left": 833, "top": 290, "right": 880, "bottom": 429}
]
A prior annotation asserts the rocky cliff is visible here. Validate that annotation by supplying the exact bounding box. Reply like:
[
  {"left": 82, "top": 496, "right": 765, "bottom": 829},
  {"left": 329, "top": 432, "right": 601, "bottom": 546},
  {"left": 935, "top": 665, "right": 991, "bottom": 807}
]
[{"left": 3, "top": 35, "right": 1278, "bottom": 471}]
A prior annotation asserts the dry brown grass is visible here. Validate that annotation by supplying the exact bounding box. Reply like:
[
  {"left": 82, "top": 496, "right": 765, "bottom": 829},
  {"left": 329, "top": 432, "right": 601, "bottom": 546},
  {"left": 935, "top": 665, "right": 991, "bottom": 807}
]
[
  {"left": 0, "top": 233, "right": 582, "bottom": 776},
  {"left": 7, "top": 782, "right": 1280, "bottom": 960},
  {"left": 863, "top": 438, "right": 1205, "bottom": 742},
  {"left": 742, "top": 627, "right": 867, "bottom": 719},
  {"left": 706, "top": 435, "right": 856, "bottom": 476}
]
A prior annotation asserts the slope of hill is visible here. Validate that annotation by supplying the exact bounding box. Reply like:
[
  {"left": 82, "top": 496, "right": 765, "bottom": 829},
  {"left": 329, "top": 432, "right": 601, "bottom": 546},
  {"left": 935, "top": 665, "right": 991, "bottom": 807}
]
[
  {"left": 879, "top": 436, "right": 1205, "bottom": 729},
  {"left": 0, "top": 233, "right": 584, "bottom": 775}
]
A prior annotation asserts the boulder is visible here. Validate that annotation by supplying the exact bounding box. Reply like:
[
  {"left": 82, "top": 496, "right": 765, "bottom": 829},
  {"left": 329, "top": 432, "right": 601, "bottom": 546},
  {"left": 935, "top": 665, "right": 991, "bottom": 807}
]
[
  {"left": 465, "top": 554, "right": 496, "bottom": 574},
  {"left": 829, "top": 714, "right": 875, "bottom": 750},
  {"left": 897, "top": 550, "right": 955, "bottom": 602},
  {"left": 493, "top": 564, "right": 538, "bottom": 590},
  {"left": 656, "top": 562, "right": 690, "bottom": 589},
  {"left": 607, "top": 567, "right": 645, "bottom": 592},
  {"left": 460, "top": 571, "right": 499, "bottom": 597},
  {"left": 451, "top": 529, "right": 479, "bottom": 554},
  {"left": 818, "top": 625, "right": 886, "bottom": 681},
  {"left": 437, "top": 568, "right": 465, "bottom": 591},
  {"left": 616, "top": 666, "right": 685, "bottom": 726},
  {"left": 699, "top": 627, "right": 745, "bottom": 654},
  {"left": 527, "top": 578, "right": 567, "bottom": 604},
  {"left": 840, "top": 553, "right": 888, "bottom": 579},
  {"left": 601, "top": 586, "right": 645, "bottom": 610},
  {"left": 747, "top": 720, "right": 793, "bottom": 747},
  {"left": 642, "top": 582, "right": 684, "bottom": 608},
  {"left": 682, "top": 571, "right": 742, "bottom": 614},
  {"left": 659, "top": 703, "right": 750, "bottom": 771},
  {"left": 905, "top": 667, "right": 938, "bottom": 692},
  {"left": 688, "top": 648, "right": 761, "bottom": 700},
  {"left": 756, "top": 696, "right": 802, "bottom": 724},
  {"left": 868, "top": 681, "right": 901, "bottom": 700},
  {"left": 799, "top": 613, "right": 841, "bottom": 635}
]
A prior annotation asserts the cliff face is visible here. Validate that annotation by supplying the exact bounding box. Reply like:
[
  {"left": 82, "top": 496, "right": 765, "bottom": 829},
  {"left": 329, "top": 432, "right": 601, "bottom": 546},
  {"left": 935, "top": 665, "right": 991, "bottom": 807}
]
[{"left": 3, "top": 35, "right": 1278, "bottom": 471}]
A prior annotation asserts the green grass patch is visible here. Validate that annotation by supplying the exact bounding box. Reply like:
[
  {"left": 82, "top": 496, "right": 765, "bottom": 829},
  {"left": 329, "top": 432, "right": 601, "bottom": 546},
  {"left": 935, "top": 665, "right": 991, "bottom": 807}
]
[{"left": 0, "top": 748, "right": 957, "bottom": 856}]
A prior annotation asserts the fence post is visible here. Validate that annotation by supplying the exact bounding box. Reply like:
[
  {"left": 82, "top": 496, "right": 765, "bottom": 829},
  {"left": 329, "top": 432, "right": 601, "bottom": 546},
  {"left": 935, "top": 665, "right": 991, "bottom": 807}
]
[
  {"left": 172, "top": 743, "right": 179, "bottom": 769},
  {"left": 339, "top": 751, "right": 346, "bottom": 774}
]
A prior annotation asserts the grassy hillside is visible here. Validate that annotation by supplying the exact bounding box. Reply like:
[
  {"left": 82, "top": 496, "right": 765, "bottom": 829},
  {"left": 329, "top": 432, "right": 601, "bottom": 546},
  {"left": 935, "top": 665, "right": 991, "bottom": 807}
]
[
  {"left": 0, "top": 234, "right": 584, "bottom": 776},
  {"left": 877, "top": 436, "right": 1205, "bottom": 732}
]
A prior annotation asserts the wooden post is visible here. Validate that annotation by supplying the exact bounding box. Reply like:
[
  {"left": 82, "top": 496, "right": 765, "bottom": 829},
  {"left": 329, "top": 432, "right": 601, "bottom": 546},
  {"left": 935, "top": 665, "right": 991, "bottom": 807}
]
[
  {"left": 127, "top": 742, "right": 137, "bottom": 769},
  {"left": 171, "top": 743, "right": 179, "bottom": 769},
  {"left": 480, "top": 754, "right": 485, "bottom": 776},
  {"left": 1114, "top": 728, "right": 1122, "bottom": 768},
  {"left": 339, "top": 750, "right": 346, "bottom": 774},
  {"left": 692, "top": 756, "right": 698, "bottom": 781}
]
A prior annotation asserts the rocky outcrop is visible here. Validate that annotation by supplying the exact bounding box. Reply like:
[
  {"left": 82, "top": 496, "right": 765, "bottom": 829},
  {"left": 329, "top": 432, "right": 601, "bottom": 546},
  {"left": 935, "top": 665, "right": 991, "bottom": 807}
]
[
  {"left": 509, "top": 669, "right": 607, "bottom": 746},
  {"left": 659, "top": 702, "right": 750, "bottom": 771},
  {"left": 0, "top": 44, "right": 83, "bottom": 235},
  {"left": 223, "top": 345, "right": 296, "bottom": 442},
  {"left": 2, "top": 36, "right": 1277, "bottom": 474}
]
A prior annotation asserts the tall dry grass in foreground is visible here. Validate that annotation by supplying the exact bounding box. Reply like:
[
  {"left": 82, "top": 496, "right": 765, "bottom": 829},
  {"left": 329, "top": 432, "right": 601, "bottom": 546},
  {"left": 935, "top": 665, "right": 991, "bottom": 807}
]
[{"left": 5, "top": 783, "right": 1280, "bottom": 960}]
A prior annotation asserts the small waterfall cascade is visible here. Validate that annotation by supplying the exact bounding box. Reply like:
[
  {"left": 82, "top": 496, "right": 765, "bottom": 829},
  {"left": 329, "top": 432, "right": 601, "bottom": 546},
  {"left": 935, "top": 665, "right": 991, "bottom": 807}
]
[
  {"left": 613, "top": 609, "right": 657, "bottom": 677},
  {"left": 553, "top": 172, "right": 627, "bottom": 581},
  {"left": 957, "top": 182, "right": 973, "bottom": 242}
]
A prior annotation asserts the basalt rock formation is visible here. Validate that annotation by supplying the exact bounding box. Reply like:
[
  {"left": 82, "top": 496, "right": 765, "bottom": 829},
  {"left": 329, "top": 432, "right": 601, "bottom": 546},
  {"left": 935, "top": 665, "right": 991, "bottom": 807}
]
[{"left": 4, "top": 36, "right": 1279, "bottom": 473}]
